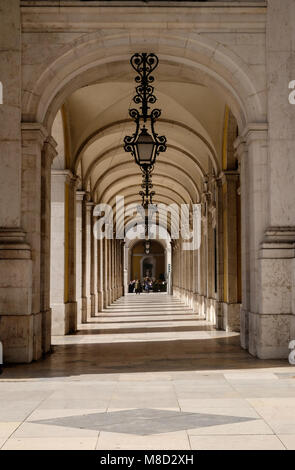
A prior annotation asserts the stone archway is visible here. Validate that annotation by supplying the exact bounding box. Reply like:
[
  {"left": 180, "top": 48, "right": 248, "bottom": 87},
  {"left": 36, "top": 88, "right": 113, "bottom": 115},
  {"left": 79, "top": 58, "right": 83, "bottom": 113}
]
[
  {"left": 27, "top": 32, "right": 264, "bottom": 359},
  {"left": 6, "top": 2, "right": 293, "bottom": 364}
]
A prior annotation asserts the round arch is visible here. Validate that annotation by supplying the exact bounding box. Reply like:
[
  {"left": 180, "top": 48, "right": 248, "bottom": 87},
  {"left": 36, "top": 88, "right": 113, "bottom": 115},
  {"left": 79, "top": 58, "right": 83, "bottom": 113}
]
[{"left": 22, "top": 30, "right": 265, "bottom": 133}]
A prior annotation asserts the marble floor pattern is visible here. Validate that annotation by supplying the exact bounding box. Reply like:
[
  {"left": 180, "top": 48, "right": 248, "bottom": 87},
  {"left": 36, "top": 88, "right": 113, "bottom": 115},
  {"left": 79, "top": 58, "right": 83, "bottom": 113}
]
[{"left": 0, "top": 293, "right": 295, "bottom": 450}]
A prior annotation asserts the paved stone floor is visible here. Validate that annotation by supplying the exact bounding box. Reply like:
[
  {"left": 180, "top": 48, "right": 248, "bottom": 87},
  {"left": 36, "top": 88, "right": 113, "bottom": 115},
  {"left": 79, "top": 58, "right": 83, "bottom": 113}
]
[{"left": 0, "top": 294, "right": 295, "bottom": 450}]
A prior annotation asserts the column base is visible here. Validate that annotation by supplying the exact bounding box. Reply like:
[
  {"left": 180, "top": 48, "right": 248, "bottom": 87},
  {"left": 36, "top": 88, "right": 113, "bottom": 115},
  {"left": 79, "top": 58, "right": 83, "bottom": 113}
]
[
  {"left": 248, "top": 312, "right": 295, "bottom": 359},
  {"left": 81, "top": 296, "right": 91, "bottom": 323},
  {"left": 240, "top": 308, "right": 249, "bottom": 350},
  {"left": 108, "top": 289, "right": 112, "bottom": 306},
  {"left": 197, "top": 295, "right": 206, "bottom": 317},
  {"left": 221, "top": 302, "right": 241, "bottom": 332},
  {"left": 103, "top": 290, "right": 109, "bottom": 309},
  {"left": 192, "top": 293, "right": 199, "bottom": 314},
  {"left": 97, "top": 291, "right": 103, "bottom": 312},
  {"left": 0, "top": 234, "right": 37, "bottom": 363},
  {"left": 68, "top": 301, "right": 77, "bottom": 332},
  {"left": 51, "top": 302, "right": 72, "bottom": 335},
  {"left": 76, "top": 298, "right": 82, "bottom": 324},
  {"left": 0, "top": 313, "right": 43, "bottom": 363},
  {"left": 91, "top": 294, "right": 97, "bottom": 317},
  {"left": 205, "top": 298, "right": 217, "bottom": 325},
  {"left": 42, "top": 308, "right": 52, "bottom": 354},
  {"left": 187, "top": 290, "right": 193, "bottom": 308}
]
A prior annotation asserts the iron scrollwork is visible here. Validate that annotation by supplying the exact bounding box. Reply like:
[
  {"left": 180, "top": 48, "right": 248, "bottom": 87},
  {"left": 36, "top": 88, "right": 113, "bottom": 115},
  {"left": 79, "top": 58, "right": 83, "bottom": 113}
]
[{"left": 124, "top": 53, "right": 167, "bottom": 207}]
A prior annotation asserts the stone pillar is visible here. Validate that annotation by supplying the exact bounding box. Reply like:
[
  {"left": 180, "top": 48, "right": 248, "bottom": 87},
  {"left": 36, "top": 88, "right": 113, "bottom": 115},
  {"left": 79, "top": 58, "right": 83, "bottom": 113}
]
[
  {"left": 41, "top": 137, "right": 57, "bottom": 352},
  {"left": 76, "top": 190, "right": 85, "bottom": 324},
  {"left": 115, "top": 240, "right": 120, "bottom": 300},
  {"left": 243, "top": 127, "right": 268, "bottom": 357},
  {"left": 21, "top": 124, "right": 49, "bottom": 360},
  {"left": 122, "top": 241, "right": 127, "bottom": 296},
  {"left": 235, "top": 141, "right": 249, "bottom": 347},
  {"left": 124, "top": 242, "right": 128, "bottom": 295},
  {"left": 192, "top": 242, "right": 200, "bottom": 314},
  {"left": 175, "top": 240, "right": 181, "bottom": 299},
  {"left": 221, "top": 171, "right": 240, "bottom": 332},
  {"left": 190, "top": 249, "right": 193, "bottom": 307},
  {"left": 50, "top": 169, "right": 73, "bottom": 335},
  {"left": 97, "top": 238, "right": 104, "bottom": 312},
  {"left": 90, "top": 206, "right": 97, "bottom": 316},
  {"left": 82, "top": 196, "right": 93, "bottom": 322},
  {"left": 0, "top": 1, "right": 33, "bottom": 363},
  {"left": 177, "top": 242, "right": 181, "bottom": 299},
  {"left": 199, "top": 200, "right": 207, "bottom": 318},
  {"left": 116, "top": 240, "right": 121, "bottom": 299},
  {"left": 67, "top": 175, "right": 78, "bottom": 332},
  {"left": 215, "top": 177, "right": 225, "bottom": 329},
  {"left": 248, "top": 0, "right": 295, "bottom": 358},
  {"left": 109, "top": 239, "right": 113, "bottom": 304},
  {"left": 185, "top": 250, "right": 190, "bottom": 305},
  {"left": 103, "top": 238, "right": 109, "bottom": 308}
]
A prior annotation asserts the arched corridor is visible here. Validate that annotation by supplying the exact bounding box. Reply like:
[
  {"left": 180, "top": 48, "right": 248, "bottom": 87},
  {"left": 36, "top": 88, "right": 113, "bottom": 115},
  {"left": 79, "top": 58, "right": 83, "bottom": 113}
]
[
  {"left": 1, "top": 0, "right": 295, "bottom": 451},
  {"left": 1, "top": 1, "right": 295, "bottom": 364}
]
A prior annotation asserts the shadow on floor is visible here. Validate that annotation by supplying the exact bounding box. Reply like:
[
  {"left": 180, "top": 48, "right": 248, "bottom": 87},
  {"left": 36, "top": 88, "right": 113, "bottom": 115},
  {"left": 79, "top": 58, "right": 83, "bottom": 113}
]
[{"left": 1, "top": 335, "right": 290, "bottom": 379}]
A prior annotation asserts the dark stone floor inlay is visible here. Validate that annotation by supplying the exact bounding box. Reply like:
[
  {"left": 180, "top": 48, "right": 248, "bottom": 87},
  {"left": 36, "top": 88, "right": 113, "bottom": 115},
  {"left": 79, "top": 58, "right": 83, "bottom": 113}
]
[{"left": 33, "top": 408, "right": 257, "bottom": 435}]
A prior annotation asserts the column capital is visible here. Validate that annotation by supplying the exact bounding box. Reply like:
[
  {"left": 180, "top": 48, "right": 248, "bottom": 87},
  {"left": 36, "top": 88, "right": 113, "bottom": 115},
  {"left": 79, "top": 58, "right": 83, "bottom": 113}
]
[
  {"left": 85, "top": 201, "right": 95, "bottom": 211},
  {"left": 241, "top": 122, "right": 268, "bottom": 144},
  {"left": 220, "top": 170, "right": 240, "bottom": 185},
  {"left": 69, "top": 174, "right": 81, "bottom": 189},
  {"left": 43, "top": 136, "right": 58, "bottom": 165},
  {"left": 21, "top": 122, "right": 48, "bottom": 149},
  {"left": 51, "top": 169, "right": 74, "bottom": 184},
  {"left": 76, "top": 190, "right": 85, "bottom": 202},
  {"left": 234, "top": 122, "right": 268, "bottom": 157}
]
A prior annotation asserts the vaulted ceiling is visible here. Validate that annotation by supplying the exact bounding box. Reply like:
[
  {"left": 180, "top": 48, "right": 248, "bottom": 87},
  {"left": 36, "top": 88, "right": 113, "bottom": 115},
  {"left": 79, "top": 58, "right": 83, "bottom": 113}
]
[{"left": 52, "top": 60, "right": 229, "bottom": 229}]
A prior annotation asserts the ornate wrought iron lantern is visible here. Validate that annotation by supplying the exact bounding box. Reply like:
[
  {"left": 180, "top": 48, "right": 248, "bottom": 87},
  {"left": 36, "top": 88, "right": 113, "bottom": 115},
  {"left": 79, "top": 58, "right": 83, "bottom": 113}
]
[{"left": 124, "top": 53, "right": 167, "bottom": 206}]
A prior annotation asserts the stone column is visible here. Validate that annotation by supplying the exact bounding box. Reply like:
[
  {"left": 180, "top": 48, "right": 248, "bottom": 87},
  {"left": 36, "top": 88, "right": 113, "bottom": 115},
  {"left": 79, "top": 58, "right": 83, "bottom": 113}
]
[
  {"left": 97, "top": 238, "right": 104, "bottom": 312},
  {"left": 109, "top": 239, "right": 113, "bottom": 304},
  {"left": 124, "top": 242, "right": 128, "bottom": 295},
  {"left": 90, "top": 206, "right": 97, "bottom": 317},
  {"left": 243, "top": 127, "right": 268, "bottom": 357},
  {"left": 103, "top": 238, "right": 109, "bottom": 308},
  {"left": 235, "top": 141, "right": 249, "bottom": 348},
  {"left": 76, "top": 190, "right": 85, "bottom": 324},
  {"left": 21, "top": 124, "right": 49, "bottom": 359},
  {"left": 220, "top": 170, "right": 240, "bottom": 332},
  {"left": 122, "top": 241, "right": 127, "bottom": 296},
  {"left": 185, "top": 250, "right": 190, "bottom": 305},
  {"left": 178, "top": 241, "right": 183, "bottom": 301},
  {"left": 0, "top": 3, "right": 36, "bottom": 363},
  {"left": 188, "top": 248, "right": 193, "bottom": 307},
  {"left": 67, "top": 175, "right": 78, "bottom": 332},
  {"left": 177, "top": 242, "right": 181, "bottom": 299},
  {"left": 114, "top": 240, "right": 119, "bottom": 299},
  {"left": 215, "top": 177, "right": 225, "bottom": 329},
  {"left": 116, "top": 240, "right": 120, "bottom": 298},
  {"left": 199, "top": 199, "right": 207, "bottom": 318},
  {"left": 50, "top": 169, "right": 73, "bottom": 335},
  {"left": 250, "top": 0, "right": 295, "bottom": 359},
  {"left": 82, "top": 196, "right": 93, "bottom": 322},
  {"left": 175, "top": 240, "right": 181, "bottom": 299},
  {"left": 41, "top": 137, "right": 57, "bottom": 352},
  {"left": 192, "top": 241, "right": 200, "bottom": 314}
]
